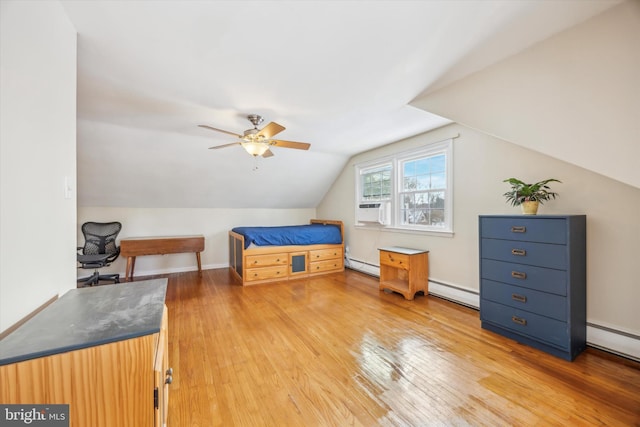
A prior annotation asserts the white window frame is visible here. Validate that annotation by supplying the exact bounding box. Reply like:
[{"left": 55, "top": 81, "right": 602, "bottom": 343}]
[{"left": 354, "top": 138, "right": 453, "bottom": 235}]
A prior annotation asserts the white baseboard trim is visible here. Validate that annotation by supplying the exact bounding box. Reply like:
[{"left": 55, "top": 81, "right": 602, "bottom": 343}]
[
  {"left": 346, "top": 257, "right": 640, "bottom": 362},
  {"left": 587, "top": 324, "right": 640, "bottom": 362},
  {"left": 102, "top": 263, "right": 228, "bottom": 280}
]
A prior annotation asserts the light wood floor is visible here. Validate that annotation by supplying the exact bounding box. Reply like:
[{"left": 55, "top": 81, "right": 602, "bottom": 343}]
[{"left": 154, "top": 268, "right": 640, "bottom": 426}]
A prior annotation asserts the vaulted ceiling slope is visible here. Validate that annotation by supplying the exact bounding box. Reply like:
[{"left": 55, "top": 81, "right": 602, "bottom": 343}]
[{"left": 60, "top": 0, "right": 620, "bottom": 208}]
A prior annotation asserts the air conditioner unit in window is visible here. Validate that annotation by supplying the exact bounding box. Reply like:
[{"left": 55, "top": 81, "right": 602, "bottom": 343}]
[{"left": 357, "top": 201, "right": 391, "bottom": 225}]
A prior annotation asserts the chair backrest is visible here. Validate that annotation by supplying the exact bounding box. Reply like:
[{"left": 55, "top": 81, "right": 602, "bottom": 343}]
[{"left": 81, "top": 221, "right": 122, "bottom": 263}]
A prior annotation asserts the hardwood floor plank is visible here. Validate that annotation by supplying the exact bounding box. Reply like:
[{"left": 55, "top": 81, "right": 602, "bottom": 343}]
[{"left": 146, "top": 268, "right": 640, "bottom": 426}]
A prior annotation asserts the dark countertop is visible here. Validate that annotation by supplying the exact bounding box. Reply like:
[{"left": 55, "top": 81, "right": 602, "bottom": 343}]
[{"left": 0, "top": 279, "right": 167, "bottom": 366}]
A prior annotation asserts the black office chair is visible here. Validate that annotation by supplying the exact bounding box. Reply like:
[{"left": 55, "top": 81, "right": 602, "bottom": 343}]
[{"left": 77, "top": 221, "right": 122, "bottom": 287}]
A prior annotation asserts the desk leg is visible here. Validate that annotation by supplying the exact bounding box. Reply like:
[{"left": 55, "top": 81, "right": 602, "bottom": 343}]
[
  {"left": 125, "top": 256, "right": 136, "bottom": 281},
  {"left": 196, "top": 252, "right": 202, "bottom": 276}
]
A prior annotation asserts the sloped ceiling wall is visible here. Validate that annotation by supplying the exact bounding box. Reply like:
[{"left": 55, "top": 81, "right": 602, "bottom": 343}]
[{"left": 411, "top": 1, "right": 640, "bottom": 190}]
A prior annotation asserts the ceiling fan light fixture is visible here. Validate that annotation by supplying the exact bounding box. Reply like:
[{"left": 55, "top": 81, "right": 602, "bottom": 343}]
[{"left": 241, "top": 141, "right": 269, "bottom": 157}]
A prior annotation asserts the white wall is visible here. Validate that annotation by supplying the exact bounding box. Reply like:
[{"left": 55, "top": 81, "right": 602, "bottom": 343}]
[
  {"left": 0, "top": 1, "right": 77, "bottom": 332},
  {"left": 411, "top": 0, "right": 640, "bottom": 190},
  {"left": 317, "top": 123, "right": 640, "bottom": 357},
  {"left": 77, "top": 207, "right": 316, "bottom": 278}
]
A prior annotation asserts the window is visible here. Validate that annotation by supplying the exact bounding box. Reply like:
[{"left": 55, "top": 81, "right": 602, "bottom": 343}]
[
  {"left": 355, "top": 139, "right": 453, "bottom": 233},
  {"left": 360, "top": 163, "right": 392, "bottom": 202}
]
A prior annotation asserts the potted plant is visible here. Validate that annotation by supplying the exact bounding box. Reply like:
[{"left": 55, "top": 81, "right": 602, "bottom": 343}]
[{"left": 503, "top": 178, "right": 561, "bottom": 215}]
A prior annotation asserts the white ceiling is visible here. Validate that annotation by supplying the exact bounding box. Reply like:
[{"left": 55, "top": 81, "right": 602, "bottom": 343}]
[{"left": 60, "top": 0, "right": 619, "bottom": 208}]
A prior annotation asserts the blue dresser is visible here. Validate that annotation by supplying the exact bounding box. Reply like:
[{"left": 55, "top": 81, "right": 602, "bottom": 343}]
[{"left": 479, "top": 215, "right": 586, "bottom": 361}]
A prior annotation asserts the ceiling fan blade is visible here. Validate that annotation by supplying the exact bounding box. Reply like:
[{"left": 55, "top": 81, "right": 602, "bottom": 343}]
[
  {"left": 208, "top": 142, "right": 241, "bottom": 150},
  {"left": 262, "top": 149, "right": 275, "bottom": 158},
  {"left": 271, "top": 139, "right": 311, "bottom": 150},
  {"left": 198, "top": 124, "right": 242, "bottom": 138},
  {"left": 258, "top": 122, "right": 285, "bottom": 139}
]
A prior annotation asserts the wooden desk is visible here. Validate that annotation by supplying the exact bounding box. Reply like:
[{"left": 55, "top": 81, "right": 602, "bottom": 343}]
[{"left": 121, "top": 235, "right": 205, "bottom": 281}]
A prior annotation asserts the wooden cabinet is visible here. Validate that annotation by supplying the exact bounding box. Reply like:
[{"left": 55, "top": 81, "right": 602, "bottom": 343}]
[
  {"left": 378, "top": 247, "right": 429, "bottom": 300},
  {"left": 0, "top": 280, "right": 170, "bottom": 426},
  {"left": 479, "top": 215, "right": 586, "bottom": 361}
]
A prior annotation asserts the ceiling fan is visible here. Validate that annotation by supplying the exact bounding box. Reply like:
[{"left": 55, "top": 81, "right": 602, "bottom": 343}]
[{"left": 198, "top": 114, "right": 311, "bottom": 157}]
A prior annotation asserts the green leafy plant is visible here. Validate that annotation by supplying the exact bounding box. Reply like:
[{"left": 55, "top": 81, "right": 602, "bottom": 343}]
[{"left": 503, "top": 178, "right": 561, "bottom": 206}]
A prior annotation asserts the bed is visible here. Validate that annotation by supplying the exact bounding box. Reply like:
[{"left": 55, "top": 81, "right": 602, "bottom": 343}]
[{"left": 229, "top": 219, "right": 344, "bottom": 286}]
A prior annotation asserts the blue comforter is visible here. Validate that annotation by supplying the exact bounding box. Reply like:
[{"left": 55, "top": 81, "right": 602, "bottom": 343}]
[{"left": 232, "top": 223, "right": 342, "bottom": 249}]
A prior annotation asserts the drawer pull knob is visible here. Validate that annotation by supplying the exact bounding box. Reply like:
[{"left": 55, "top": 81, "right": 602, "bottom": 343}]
[
  {"left": 512, "top": 294, "right": 527, "bottom": 303},
  {"left": 512, "top": 316, "right": 527, "bottom": 326},
  {"left": 511, "top": 271, "right": 527, "bottom": 279},
  {"left": 511, "top": 226, "right": 526, "bottom": 233},
  {"left": 511, "top": 249, "right": 526, "bottom": 256}
]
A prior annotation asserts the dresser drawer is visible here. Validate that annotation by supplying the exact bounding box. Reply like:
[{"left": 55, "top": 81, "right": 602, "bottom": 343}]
[
  {"left": 481, "top": 279, "right": 567, "bottom": 321},
  {"left": 245, "top": 265, "right": 288, "bottom": 281},
  {"left": 379, "top": 251, "right": 410, "bottom": 270},
  {"left": 480, "top": 217, "right": 567, "bottom": 244},
  {"left": 246, "top": 253, "right": 288, "bottom": 267},
  {"left": 309, "top": 248, "right": 342, "bottom": 261},
  {"left": 481, "top": 259, "right": 567, "bottom": 296},
  {"left": 481, "top": 238, "right": 567, "bottom": 269},
  {"left": 481, "top": 300, "right": 569, "bottom": 350}
]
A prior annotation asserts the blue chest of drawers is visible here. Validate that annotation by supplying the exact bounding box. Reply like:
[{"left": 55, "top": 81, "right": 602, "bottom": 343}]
[{"left": 479, "top": 215, "right": 586, "bottom": 361}]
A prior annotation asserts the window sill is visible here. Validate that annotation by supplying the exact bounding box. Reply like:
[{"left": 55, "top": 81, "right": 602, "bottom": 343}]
[{"left": 354, "top": 223, "right": 454, "bottom": 238}]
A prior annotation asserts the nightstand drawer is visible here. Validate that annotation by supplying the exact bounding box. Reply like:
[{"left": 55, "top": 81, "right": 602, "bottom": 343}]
[
  {"left": 481, "top": 238, "right": 566, "bottom": 269},
  {"left": 480, "top": 217, "right": 567, "bottom": 244},
  {"left": 481, "top": 300, "right": 569, "bottom": 350},
  {"left": 380, "top": 251, "right": 410, "bottom": 270},
  {"left": 481, "top": 279, "right": 567, "bottom": 321},
  {"left": 481, "top": 259, "right": 567, "bottom": 296}
]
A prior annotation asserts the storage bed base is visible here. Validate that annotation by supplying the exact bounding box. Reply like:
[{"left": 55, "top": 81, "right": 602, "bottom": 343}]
[{"left": 229, "top": 220, "right": 344, "bottom": 286}]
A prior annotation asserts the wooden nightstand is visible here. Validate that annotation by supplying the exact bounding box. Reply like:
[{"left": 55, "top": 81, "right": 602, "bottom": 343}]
[{"left": 378, "top": 246, "right": 429, "bottom": 300}]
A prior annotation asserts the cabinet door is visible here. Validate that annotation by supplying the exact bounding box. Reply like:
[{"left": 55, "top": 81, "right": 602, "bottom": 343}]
[{"left": 289, "top": 251, "right": 308, "bottom": 277}]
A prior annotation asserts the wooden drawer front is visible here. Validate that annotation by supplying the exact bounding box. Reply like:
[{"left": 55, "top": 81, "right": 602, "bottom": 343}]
[
  {"left": 480, "top": 217, "right": 566, "bottom": 244},
  {"left": 309, "top": 248, "right": 342, "bottom": 261},
  {"left": 246, "top": 253, "right": 288, "bottom": 267},
  {"left": 481, "top": 279, "right": 567, "bottom": 321},
  {"left": 246, "top": 266, "right": 288, "bottom": 281},
  {"left": 481, "top": 239, "right": 566, "bottom": 270},
  {"left": 481, "top": 259, "right": 566, "bottom": 296},
  {"left": 481, "top": 300, "right": 569, "bottom": 350},
  {"left": 380, "top": 251, "right": 410, "bottom": 270},
  {"left": 310, "top": 259, "right": 342, "bottom": 273}
]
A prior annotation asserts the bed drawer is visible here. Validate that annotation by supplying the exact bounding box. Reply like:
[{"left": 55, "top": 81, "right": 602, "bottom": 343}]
[
  {"left": 246, "top": 253, "right": 288, "bottom": 267},
  {"left": 245, "top": 265, "right": 288, "bottom": 282},
  {"left": 309, "top": 247, "right": 342, "bottom": 261},
  {"left": 379, "top": 251, "right": 410, "bottom": 270},
  {"left": 310, "top": 259, "right": 342, "bottom": 273}
]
